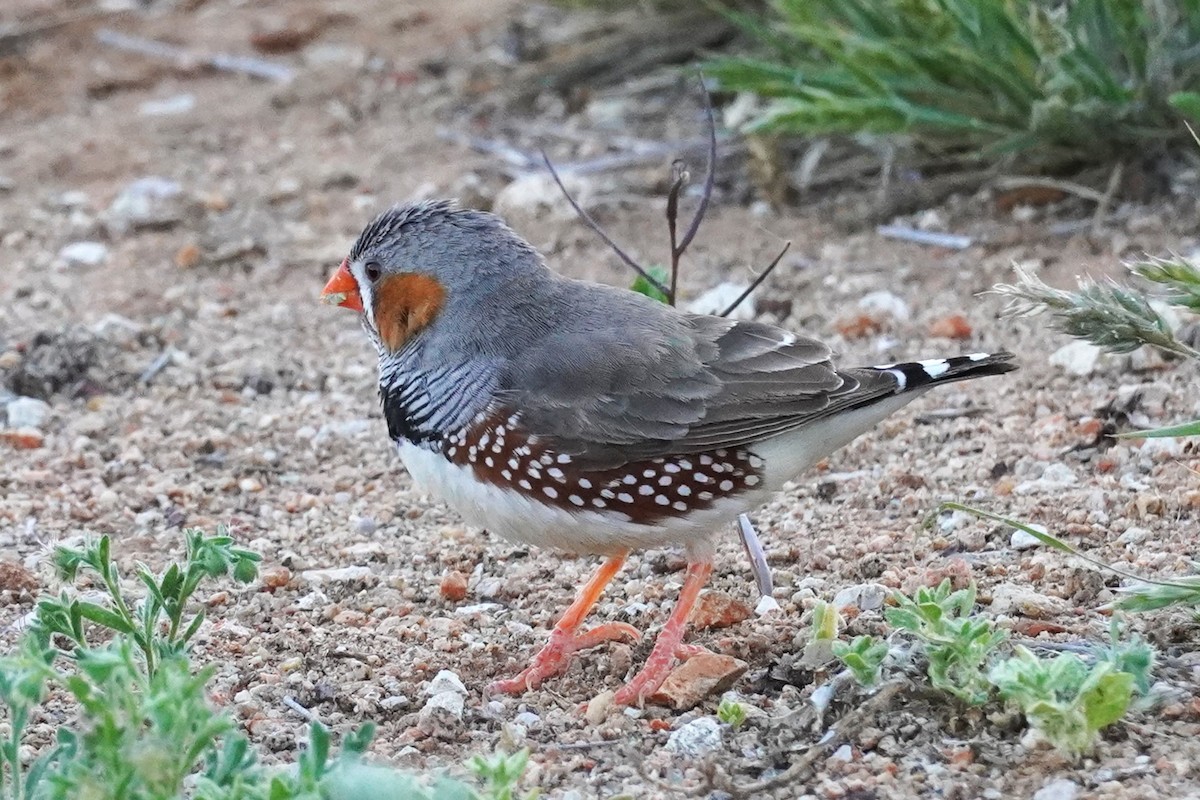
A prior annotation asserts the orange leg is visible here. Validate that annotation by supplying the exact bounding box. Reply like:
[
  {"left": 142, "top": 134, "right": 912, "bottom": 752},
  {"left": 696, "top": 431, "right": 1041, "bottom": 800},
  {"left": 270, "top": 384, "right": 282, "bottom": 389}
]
[
  {"left": 614, "top": 559, "right": 713, "bottom": 707},
  {"left": 489, "top": 552, "right": 641, "bottom": 695}
]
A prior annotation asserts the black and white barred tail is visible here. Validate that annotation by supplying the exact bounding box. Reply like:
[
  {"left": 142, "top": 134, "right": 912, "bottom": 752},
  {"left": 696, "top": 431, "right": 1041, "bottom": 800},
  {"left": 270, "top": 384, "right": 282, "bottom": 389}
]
[{"left": 874, "top": 352, "right": 1017, "bottom": 393}]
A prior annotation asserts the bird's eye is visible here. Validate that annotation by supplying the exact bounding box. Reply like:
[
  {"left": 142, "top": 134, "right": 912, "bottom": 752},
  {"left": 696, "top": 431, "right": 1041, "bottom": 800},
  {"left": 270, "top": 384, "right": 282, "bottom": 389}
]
[{"left": 364, "top": 261, "right": 383, "bottom": 283}]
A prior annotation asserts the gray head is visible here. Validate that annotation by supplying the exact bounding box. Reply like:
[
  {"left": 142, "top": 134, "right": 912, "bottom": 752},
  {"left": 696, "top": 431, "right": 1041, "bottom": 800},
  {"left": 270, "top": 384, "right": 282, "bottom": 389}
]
[{"left": 321, "top": 200, "right": 553, "bottom": 354}]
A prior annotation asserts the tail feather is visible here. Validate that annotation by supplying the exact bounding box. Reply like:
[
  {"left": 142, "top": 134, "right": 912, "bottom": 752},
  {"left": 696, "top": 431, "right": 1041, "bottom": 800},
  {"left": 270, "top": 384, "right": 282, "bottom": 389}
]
[{"left": 873, "top": 351, "right": 1016, "bottom": 393}]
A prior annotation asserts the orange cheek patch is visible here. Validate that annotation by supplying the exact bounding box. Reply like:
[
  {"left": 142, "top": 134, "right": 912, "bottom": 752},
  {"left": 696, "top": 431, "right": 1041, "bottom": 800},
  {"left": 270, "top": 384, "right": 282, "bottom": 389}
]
[{"left": 374, "top": 273, "right": 447, "bottom": 352}]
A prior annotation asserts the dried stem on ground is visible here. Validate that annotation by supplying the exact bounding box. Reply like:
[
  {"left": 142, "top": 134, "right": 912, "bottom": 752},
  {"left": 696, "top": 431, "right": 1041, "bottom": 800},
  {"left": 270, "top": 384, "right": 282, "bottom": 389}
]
[
  {"left": 722, "top": 680, "right": 910, "bottom": 797},
  {"left": 542, "top": 76, "right": 789, "bottom": 594}
]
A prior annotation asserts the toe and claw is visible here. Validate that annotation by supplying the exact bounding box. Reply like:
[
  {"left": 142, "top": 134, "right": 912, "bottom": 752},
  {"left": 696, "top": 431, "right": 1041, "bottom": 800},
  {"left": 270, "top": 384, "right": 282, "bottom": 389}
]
[
  {"left": 488, "top": 622, "right": 641, "bottom": 695},
  {"left": 488, "top": 553, "right": 715, "bottom": 707}
]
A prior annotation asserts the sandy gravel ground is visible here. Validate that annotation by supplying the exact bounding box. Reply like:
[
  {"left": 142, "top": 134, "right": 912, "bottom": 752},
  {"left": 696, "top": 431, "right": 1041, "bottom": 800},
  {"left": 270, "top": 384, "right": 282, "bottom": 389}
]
[{"left": 2, "top": 2, "right": 1199, "bottom": 798}]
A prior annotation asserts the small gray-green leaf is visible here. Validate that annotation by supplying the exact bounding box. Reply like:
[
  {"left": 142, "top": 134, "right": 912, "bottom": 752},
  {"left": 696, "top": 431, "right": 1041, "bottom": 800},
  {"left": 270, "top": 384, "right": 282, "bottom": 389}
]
[{"left": 75, "top": 602, "right": 135, "bottom": 635}]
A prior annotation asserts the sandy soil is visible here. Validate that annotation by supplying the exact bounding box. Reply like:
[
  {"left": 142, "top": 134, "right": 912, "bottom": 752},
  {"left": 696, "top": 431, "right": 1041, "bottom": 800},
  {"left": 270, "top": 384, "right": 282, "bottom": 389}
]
[{"left": 2, "top": 2, "right": 1199, "bottom": 798}]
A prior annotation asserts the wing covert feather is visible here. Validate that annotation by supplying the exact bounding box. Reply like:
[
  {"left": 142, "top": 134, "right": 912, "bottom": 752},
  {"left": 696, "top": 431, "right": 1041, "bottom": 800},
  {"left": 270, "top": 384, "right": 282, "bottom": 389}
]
[{"left": 495, "top": 286, "right": 871, "bottom": 468}]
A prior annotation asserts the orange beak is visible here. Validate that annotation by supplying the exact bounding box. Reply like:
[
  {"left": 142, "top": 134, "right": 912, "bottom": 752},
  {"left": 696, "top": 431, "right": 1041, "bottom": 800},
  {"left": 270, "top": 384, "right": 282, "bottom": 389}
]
[{"left": 320, "top": 258, "right": 364, "bottom": 312}]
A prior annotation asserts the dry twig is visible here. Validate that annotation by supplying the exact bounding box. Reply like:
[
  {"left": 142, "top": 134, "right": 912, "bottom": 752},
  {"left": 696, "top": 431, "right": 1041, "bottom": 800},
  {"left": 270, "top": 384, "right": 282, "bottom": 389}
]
[
  {"left": 721, "top": 680, "right": 909, "bottom": 797},
  {"left": 635, "top": 751, "right": 723, "bottom": 797},
  {"left": 1092, "top": 161, "right": 1125, "bottom": 235},
  {"left": 498, "top": 8, "right": 734, "bottom": 108},
  {"left": 875, "top": 225, "right": 973, "bottom": 250},
  {"left": 0, "top": 9, "right": 113, "bottom": 56},
  {"left": 545, "top": 76, "right": 790, "bottom": 590},
  {"left": 992, "top": 175, "right": 1108, "bottom": 204},
  {"left": 719, "top": 243, "right": 791, "bottom": 317},
  {"left": 281, "top": 695, "right": 316, "bottom": 721},
  {"left": 95, "top": 28, "right": 294, "bottom": 83},
  {"left": 542, "top": 151, "right": 669, "bottom": 296},
  {"left": 737, "top": 514, "right": 773, "bottom": 598}
]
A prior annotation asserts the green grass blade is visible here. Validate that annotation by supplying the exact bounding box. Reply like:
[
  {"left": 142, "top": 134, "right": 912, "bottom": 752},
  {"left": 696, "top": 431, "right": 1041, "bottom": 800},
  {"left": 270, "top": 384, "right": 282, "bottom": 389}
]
[
  {"left": 941, "top": 502, "right": 1190, "bottom": 589},
  {"left": 705, "top": 0, "right": 1200, "bottom": 165},
  {"left": 1115, "top": 419, "right": 1200, "bottom": 438}
]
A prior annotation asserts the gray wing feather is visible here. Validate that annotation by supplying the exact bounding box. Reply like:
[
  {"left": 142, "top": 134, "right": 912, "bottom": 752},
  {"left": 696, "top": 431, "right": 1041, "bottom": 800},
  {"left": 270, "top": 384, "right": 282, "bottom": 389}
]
[{"left": 493, "top": 282, "right": 893, "bottom": 468}]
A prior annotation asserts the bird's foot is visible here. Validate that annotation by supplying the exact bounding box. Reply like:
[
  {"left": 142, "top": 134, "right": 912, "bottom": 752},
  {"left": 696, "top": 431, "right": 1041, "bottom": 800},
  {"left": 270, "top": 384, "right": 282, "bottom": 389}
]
[
  {"left": 489, "top": 622, "right": 641, "bottom": 695},
  {"left": 612, "top": 641, "right": 709, "bottom": 707},
  {"left": 611, "top": 559, "right": 715, "bottom": 707}
]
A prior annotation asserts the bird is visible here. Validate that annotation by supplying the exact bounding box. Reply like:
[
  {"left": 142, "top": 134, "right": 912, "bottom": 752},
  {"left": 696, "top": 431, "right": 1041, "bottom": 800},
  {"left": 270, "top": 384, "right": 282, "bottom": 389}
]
[{"left": 320, "top": 200, "right": 1015, "bottom": 706}]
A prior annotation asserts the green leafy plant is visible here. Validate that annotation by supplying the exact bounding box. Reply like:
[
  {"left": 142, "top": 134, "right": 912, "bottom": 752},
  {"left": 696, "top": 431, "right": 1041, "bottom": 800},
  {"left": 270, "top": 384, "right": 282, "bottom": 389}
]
[
  {"left": 716, "top": 697, "right": 748, "bottom": 729},
  {"left": 832, "top": 635, "right": 889, "bottom": 688},
  {"left": 0, "top": 637, "right": 57, "bottom": 800},
  {"left": 886, "top": 580, "right": 1007, "bottom": 705},
  {"left": 707, "top": 0, "right": 1200, "bottom": 167},
  {"left": 467, "top": 751, "right": 536, "bottom": 800},
  {"left": 44, "top": 641, "right": 254, "bottom": 800},
  {"left": 1096, "top": 619, "right": 1156, "bottom": 696},
  {"left": 630, "top": 264, "right": 672, "bottom": 304},
  {"left": 36, "top": 530, "right": 261, "bottom": 676},
  {"left": 0, "top": 531, "right": 532, "bottom": 800},
  {"left": 989, "top": 646, "right": 1134, "bottom": 756},
  {"left": 818, "top": 570, "right": 1154, "bottom": 754},
  {"left": 810, "top": 600, "right": 839, "bottom": 642},
  {"left": 799, "top": 599, "right": 841, "bottom": 666}
]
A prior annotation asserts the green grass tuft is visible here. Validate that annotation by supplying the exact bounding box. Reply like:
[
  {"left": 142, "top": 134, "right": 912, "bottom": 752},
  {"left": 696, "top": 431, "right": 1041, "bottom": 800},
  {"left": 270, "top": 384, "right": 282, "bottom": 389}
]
[
  {"left": 707, "top": 0, "right": 1200, "bottom": 167},
  {"left": 993, "top": 258, "right": 1200, "bottom": 361},
  {"left": 945, "top": 502, "right": 1200, "bottom": 613}
]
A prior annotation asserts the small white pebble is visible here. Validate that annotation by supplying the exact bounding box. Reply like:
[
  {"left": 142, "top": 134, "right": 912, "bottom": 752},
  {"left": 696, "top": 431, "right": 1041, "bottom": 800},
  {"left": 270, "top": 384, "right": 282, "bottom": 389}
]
[{"left": 755, "top": 595, "right": 781, "bottom": 615}]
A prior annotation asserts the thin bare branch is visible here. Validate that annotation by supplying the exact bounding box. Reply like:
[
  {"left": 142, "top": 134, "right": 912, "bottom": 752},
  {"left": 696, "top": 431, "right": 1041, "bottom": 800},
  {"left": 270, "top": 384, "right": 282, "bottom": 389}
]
[
  {"left": 95, "top": 28, "right": 294, "bottom": 83},
  {"left": 719, "top": 242, "right": 791, "bottom": 318},
  {"left": 676, "top": 76, "right": 717, "bottom": 256},
  {"left": 665, "top": 161, "right": 688, "bottom": 306},
  {"left": 540, "top": 151, "right": 669, "bottom": 297},
  {"left": 993, "top": 175, "right": 1107, "bottom": 204},
  {"left": 1091, "top": 161, "right": 1124, "bottom": 235}
]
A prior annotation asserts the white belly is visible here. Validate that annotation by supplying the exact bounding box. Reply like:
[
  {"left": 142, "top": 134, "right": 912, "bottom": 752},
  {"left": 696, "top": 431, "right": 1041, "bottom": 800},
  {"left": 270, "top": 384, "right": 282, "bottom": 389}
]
[
  {"left": 396, "top": 441, "right": 761, "bottom": 557},
  {"left": 395, "top": 393, "right": 922, "bottom": 557}
]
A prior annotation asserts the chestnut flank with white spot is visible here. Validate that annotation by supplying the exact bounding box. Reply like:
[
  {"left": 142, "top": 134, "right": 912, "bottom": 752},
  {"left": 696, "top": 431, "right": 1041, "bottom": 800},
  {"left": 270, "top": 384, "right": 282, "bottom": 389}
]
[{"left": 436, "top": 407, "right": 766, "bottom": 526}]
